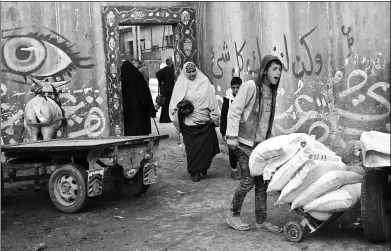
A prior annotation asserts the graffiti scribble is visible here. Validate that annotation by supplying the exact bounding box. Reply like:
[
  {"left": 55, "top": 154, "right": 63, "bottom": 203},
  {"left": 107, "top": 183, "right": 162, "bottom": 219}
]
[{"left": 341, "top": 25, "right": 355, "bottom": 57}]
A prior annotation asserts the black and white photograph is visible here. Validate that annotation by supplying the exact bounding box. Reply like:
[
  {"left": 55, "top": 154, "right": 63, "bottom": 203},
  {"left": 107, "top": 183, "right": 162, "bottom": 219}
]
[{"left": 1, "top": 1, "right": 390, "bottom": 250}]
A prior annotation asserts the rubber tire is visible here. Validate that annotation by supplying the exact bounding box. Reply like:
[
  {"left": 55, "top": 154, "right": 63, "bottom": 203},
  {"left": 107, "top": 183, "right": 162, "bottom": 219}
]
[
  {"left": 113, "top": 166, "right": 150, "bottom": 197},
  {"left": 361, "top": 168, "right": 390, "bottom": 242},
  {"left": 284, "top": 221, "right": 304, "bottom": 243},
  {"left": 49, "top": 164, "right": 88, "bottom": 213}
]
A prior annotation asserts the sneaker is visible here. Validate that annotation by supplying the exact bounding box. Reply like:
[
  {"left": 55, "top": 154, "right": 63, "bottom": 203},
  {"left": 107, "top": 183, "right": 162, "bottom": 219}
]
[{"left": 231, "top": 170, "right": 241, "bottom": 180}]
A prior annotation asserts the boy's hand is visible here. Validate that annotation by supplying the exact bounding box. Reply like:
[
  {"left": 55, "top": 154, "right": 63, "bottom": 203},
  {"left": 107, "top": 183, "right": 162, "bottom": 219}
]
[{"left": 227, "top": 138, "right": 238, "bottom": 150}]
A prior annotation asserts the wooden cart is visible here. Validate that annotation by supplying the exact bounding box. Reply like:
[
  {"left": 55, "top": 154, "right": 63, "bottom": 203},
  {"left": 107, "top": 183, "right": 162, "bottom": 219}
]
[{"left": 1, "top": 135, "right": 168, "bottom": 213}]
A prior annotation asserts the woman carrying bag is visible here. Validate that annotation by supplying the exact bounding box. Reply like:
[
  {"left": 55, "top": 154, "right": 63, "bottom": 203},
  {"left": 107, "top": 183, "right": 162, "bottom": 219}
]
[{"left": 169, "top": 62, "right": 220, "bottom": 182}]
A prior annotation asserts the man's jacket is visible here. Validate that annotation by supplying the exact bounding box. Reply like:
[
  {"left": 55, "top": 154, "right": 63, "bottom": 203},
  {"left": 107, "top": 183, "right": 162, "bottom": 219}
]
[{"left": 226, "top": 55, "right": 282, "bottom": 147}]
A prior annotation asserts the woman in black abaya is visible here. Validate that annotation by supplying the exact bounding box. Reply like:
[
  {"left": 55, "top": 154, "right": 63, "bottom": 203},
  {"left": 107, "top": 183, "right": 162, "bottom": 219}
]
[{"left": 120, "top": 59, "right": 156, "bottom": 136}]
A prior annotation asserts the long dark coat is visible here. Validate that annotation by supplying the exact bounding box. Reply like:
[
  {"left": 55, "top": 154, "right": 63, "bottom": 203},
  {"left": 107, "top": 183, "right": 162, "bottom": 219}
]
[{"left": 121, "top": 60, "right": 156, "bottom": 136}]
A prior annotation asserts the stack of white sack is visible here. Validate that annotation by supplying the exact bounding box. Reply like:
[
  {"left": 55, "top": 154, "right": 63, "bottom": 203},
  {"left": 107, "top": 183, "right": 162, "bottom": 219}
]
[
  {"left": 249, "top": 133, "right": 362, "bottom": 221},
  {"left": 249, "top": 133, "right": 341, "bottom": 179},
  {"left": 304, "top": 183, "right": 361, "bottom": 221}
]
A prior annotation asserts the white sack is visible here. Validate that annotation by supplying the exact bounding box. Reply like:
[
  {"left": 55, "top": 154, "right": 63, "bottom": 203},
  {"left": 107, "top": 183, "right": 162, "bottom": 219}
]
[
  {"left": 305, "top": 135, "right": 336, "bottom": 156},
  {"left": 303, "top": 183, "right": 361, "bottom": 212},
  {"left": 360, "top": 131, "right": 390, "bottom": 168},
  {"left": 249, "top": 133, "right": 308, "bottom": 177},
  {"left": 262, "top": 143, "right": 303, "bottom": 180},
  {"left": 275, "top": 160, "right": 348, "bottom": 205},
  {"left": 307, "top": 210, "right": 332, "bottom": 221},
  {"left": 267, "top": 147, "right": 311, "bottom": 192},
  {"left": 308, "top": 147, "right": 342, "bottom": 162},
  {"left": 290, "top": 171, "right": 362, "bottom": 210}
]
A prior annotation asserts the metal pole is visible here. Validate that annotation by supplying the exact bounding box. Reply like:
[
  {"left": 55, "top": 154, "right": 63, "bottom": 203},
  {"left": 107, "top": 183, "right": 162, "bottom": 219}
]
[
  {"left": 137, "top": 25, "right": 142, "bottom": 61},
  {"left": 132, "top": 26, "right": 137, "bottom": 59},
  {"left": 152, "top": 118, "right": 160, "bottom": 135},
  {"left": 162, "top": 25, "right": 166, "bottom": 49},
  {"left": 150, "top": 26, "right": 153, "bottom": 51}
]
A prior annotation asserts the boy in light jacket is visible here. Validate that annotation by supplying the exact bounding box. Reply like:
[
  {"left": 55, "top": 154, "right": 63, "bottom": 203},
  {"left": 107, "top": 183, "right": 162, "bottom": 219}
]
[{"left": 225, "top": 55, "right": 283, "bottom": 233}]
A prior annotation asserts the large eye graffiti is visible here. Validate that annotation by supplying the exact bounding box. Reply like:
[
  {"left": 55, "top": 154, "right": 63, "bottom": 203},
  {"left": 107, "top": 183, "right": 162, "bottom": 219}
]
[
  {"left": 2, "top": 37, "right": 47, "bottom": 74},
  {"left": 1, "top": 26, "right": 94, "bottom": 84}
]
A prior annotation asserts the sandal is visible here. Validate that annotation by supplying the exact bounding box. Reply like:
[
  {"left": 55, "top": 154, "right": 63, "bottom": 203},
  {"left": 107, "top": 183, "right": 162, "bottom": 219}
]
[
  {"left": 226, "top": 214, "right": 252, "bottom": 231},
  {"left": 256, "top": 222, "right": 283, "bottom": 233}
]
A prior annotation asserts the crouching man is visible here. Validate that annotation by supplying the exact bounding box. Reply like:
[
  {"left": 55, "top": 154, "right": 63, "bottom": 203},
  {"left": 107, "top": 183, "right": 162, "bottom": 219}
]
[{"left": 225, "top": 55, "right": 283, "bottom": 233}]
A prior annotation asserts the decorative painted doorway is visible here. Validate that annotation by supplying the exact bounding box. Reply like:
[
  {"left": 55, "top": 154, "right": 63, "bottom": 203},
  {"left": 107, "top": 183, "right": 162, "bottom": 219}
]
[{"left": 101, "top": 6, "right": 197, "bottom": 136}]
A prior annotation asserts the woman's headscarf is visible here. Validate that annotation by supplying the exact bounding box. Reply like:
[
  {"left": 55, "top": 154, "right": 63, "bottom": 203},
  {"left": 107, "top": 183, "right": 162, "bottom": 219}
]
[{"left": 169, "top": 62, "right": 218, "bottom": 126}]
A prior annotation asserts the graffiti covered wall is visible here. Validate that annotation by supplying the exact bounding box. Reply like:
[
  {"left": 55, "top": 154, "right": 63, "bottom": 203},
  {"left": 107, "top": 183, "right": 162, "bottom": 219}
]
[
  {"left": 195, "top": 2, "right": 390, "bottom": 160},
  {"left": 1, "top": 1, "right": 191, "bottom": 145},
  {"left": 1, "top": 2, "right": 107, "bottom": 145}
]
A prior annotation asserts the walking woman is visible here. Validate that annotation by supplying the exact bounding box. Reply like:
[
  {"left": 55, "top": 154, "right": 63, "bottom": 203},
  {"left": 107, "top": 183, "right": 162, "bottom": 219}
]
[
  {"left": 169, "top": 62, "right": 220, "bottom": 182},
  {"left": 120, "top": 56, "right": 156, "bottom": 136}
]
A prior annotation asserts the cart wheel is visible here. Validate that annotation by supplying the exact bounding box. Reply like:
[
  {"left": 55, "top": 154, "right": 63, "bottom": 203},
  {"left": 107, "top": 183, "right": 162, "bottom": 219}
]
[
  {"left": 361, "top": 168, "right": 390, "bottom": 242},
  {"left": 49, "top": 164, "right": 88, "bottom": 213},
  {"left": 284, "top": 221, "right": 304, "bottom": 243},
  {"left": 112, "top": 166, "right": 150, "bottom": 197}
]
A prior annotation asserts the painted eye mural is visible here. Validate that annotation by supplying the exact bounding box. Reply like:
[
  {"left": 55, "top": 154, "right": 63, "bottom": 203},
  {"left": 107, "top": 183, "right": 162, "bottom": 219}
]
[
  {"left": 1, "top": 26, "right": 105, "bottom": 145},
  {"left": 1, "top": 26, "right": 94, "bottom": 85}
]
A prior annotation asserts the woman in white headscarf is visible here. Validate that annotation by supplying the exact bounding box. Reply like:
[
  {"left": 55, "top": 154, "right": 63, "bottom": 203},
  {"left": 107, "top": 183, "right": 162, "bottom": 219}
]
[{"left": 169, "top": 62, "right": 220, "bottom": 182}]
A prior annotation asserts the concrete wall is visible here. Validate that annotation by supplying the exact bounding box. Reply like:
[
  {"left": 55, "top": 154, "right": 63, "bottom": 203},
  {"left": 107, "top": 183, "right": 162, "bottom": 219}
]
[
  {"left": 1, "top": 1, "right": 190, "bottom": 145},
  {"left": 194, "top": 2, "right": 390, "bottom": 160},
  {"left": 2, "top": 1, "right": 390, "bottom": 159}
]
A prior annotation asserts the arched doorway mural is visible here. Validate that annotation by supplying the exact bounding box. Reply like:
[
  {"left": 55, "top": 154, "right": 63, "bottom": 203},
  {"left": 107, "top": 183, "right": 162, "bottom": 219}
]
[{"left": 101, "top": 6, "right": 197, "bottom": 136}]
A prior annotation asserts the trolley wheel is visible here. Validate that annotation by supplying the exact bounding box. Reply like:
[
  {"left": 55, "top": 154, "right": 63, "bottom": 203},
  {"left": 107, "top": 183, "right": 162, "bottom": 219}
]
[
  {"left": 49, "top": 164, "right": 88, "bottom": 213},
  {"left": 361, "top": 168, "right": 390, "bottom": 242},
  {"left": 284, "top": 221, "right": 304, "bottom": 243}
]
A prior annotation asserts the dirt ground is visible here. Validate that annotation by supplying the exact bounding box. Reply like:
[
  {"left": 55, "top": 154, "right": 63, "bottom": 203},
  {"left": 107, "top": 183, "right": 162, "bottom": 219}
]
[{"left": 1, "top": 123, "right": 390, "bottom": 251}]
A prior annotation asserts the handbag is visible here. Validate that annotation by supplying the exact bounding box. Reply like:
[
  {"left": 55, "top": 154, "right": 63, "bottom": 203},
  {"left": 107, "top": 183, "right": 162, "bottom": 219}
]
[
  {"left": 177, "top": 99, "right": 194, "bottom": 117},
  {"left": 155, "top": 81, "right": 165, "bottom": 106},
  {"left": 176, "top": 99, "right": 194, "bottom": 134}
]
